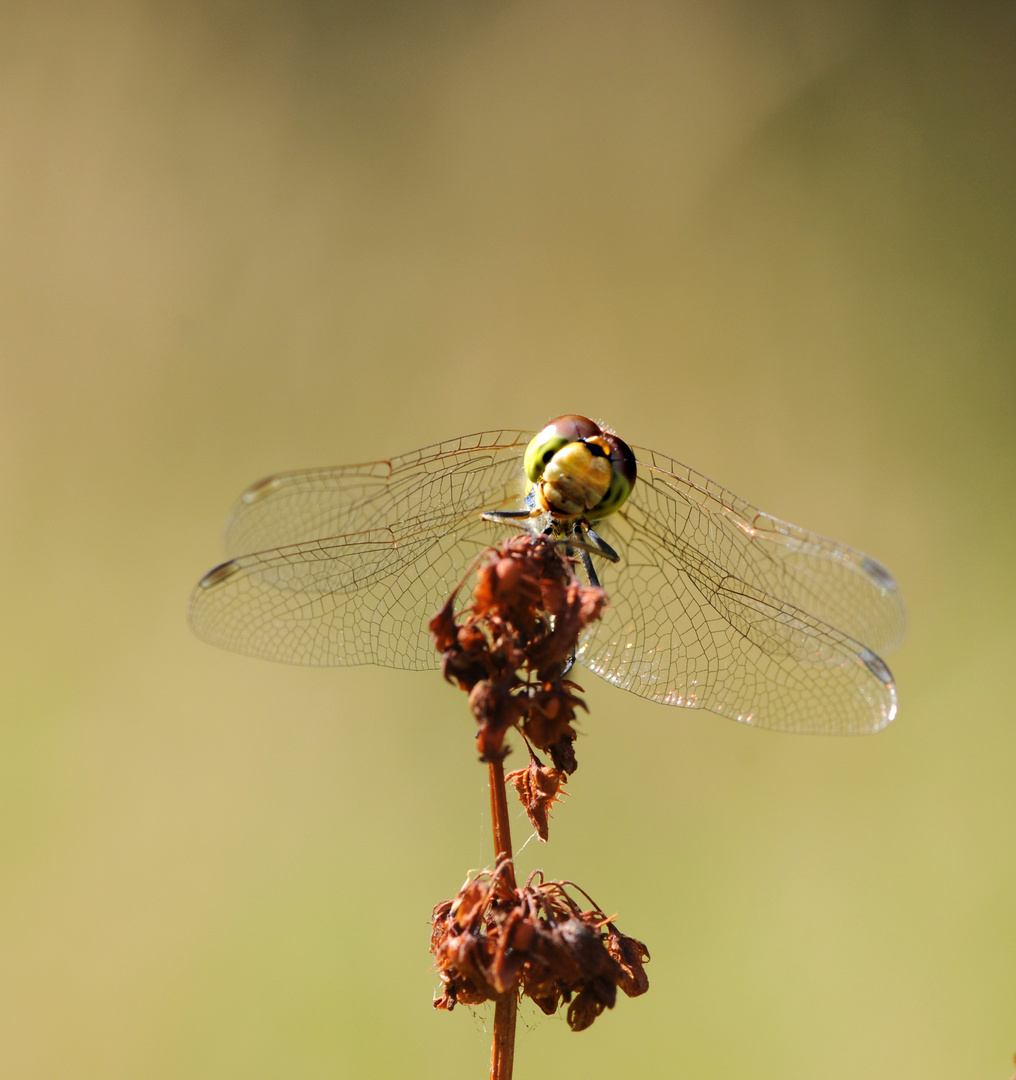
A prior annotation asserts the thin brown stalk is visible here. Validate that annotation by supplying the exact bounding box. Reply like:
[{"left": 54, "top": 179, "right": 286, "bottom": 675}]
[
  {"left": 488, "top": 757, "right": 517, "bottom": 1079},
  {"left": 488, "top": 758, "right": 517, "bottom": 890},
  {"left": 490, "top": 990, "right": 518, "bottom": 1080}
]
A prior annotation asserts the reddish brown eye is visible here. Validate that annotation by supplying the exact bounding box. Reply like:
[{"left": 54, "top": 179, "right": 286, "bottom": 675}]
[
  {"left": 603, "top": 432, "right": 637, "bottom": 488},
  {"left": 545, "top": 415, "right": 602, "bottom": 442},
  {"left": 525, "top": 416, "right": 604, "bottom": 482}
]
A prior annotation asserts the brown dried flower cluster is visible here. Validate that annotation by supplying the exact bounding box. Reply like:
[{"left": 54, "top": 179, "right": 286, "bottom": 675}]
[
  {"left": 431, "top": 860, "right": 650, "bottom": 1032},
  {"left": 429, "top": 534, "right": 606, "bottom": 775}
]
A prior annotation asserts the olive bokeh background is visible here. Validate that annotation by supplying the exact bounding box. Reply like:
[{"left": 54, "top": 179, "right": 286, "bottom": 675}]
[{"left": 3, "top": 2, "right": 1014, "bottom": 1077}]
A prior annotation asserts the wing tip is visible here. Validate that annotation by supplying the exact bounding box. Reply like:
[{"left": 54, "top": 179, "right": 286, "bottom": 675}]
[
  {"left": 196, "top": 559, "right": 241, "bottom": 589},
  {"left": 241, "top": 476, "right": 283, "bottom": 505},
  {"left": 861, "top": 555, "right": 901, "bottom": 594},
  {"left": 859, "top": 647, "right": 897, "bottom": 730}
]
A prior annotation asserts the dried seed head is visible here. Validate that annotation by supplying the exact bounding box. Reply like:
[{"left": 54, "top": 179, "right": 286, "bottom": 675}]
[
  {"left": 431, "top": 863, "right": 649, "bottom": 1031},
  {"left": 506, "top": 756, "right": 568, "bottom": 842},
  {"left": 429, "top": 534, "right": 605, "bottom": 772}
]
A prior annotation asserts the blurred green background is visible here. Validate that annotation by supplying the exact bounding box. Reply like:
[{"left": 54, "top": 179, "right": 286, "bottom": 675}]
[{"left": 2, "top": 1, "right": 1014, "bottom": 1077}]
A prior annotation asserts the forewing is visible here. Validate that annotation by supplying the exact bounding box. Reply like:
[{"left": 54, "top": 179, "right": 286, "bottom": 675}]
[
  {"left": 190, "top": 434, "right": 531, "bottom": 666},
  {"left": 629, "top": 447, "right": 906, "bottom": 655},
  {"left": 224, "top": 430, "right": 532, "bottom": 556}
]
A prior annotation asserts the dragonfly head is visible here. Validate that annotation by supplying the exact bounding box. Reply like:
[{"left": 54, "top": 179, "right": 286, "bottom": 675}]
[{"left": 524, "top": 415, "right": 636, "bottom": 520}]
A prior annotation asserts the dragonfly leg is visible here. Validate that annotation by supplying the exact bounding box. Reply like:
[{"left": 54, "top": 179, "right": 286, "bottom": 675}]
[
  {"left": 481, "top": 508, "right": 539, "bottom": 522},
  {"left": 564, "top": 522, "right": 602, "bottom": 589},
  {"left": 577, "top": 545, "right": 602, "bottom": 589},
  {"left": 481, "top": 507, "right": 547, "bottom": 542},
  {"left": 584, "top": 523, "right": 620, "bottom": 563}
]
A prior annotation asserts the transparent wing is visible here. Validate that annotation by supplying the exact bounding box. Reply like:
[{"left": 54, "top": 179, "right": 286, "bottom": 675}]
[
  {"left": 189, "top": 432, "right": 531, "bottom": 666},
  {"left": 577, "top": 451, "right": 903, "bottom": 733},
  {"left": 223, "top": 429, "right": 533, "bottom": 556},
  {"left": 629, "top": 448, "right": 905, "bottom": 654}
]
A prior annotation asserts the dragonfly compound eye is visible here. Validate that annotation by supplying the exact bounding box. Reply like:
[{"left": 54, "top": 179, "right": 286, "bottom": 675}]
[
  {"left": 590, "top": 431, "right": 637, "bottom": 519},
  {"left": 523, "top": 415, "right": 601, "bottom": 482}
]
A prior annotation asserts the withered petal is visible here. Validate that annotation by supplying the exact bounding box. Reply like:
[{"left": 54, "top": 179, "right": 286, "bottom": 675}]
[
  {"left": 607, "top": 931, "right": 651, "bottom": 998},
  {"left": 566, "top": 987, "right": 608, "bottom": 1032},
  {"left": 506, "top": 760, "right": 567, "bottom": 841},
  {"left": 530, "top": 993, "right": 561, "bottom": 1017},
  {"left": 549, "top": 734, "right": 578, "bottom": 775},
  {"left": 428, "top": 597, "right": 459, "bottom": 652}
]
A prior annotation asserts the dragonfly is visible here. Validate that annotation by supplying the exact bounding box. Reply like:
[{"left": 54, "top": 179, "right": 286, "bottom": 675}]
[{"left": 189, "top": 415, "right": 906, "bottom": 735}]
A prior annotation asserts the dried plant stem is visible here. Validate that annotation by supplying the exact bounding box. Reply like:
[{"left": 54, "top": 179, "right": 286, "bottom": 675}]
[
  {"left": 488, "top": 758, "right": 517, "bottom": 1080},
  {"left": 488, "top": 758, "right": 517, "bottom": 891},
  {"left": 490, "top": 991, "right": 518, "bottom": 1080}
]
